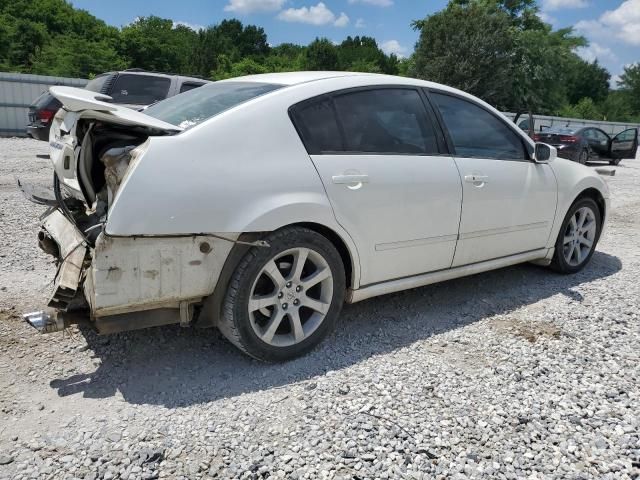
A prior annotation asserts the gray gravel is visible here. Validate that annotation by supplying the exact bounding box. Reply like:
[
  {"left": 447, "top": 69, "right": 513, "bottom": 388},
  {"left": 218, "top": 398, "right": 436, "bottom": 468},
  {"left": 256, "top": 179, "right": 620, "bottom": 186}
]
[{"left": 1, "top": 137, "right": 639, "bottom": 479}]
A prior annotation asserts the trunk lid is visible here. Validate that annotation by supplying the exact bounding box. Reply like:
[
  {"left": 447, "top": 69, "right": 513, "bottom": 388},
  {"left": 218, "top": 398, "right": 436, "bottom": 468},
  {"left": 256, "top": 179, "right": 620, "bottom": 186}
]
[
  {"left": 48, "top": 87, "right": 181, "bottom": 201},
  {"left": 49, "top": 86, "right": 182, "bottom": 131}
]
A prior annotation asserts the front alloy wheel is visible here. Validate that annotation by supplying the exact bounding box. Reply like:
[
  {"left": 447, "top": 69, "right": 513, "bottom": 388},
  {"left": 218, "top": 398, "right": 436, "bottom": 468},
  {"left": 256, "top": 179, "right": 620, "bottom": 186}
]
[
  {"left": 551, "top": 198, "right": 601, "bottom": 273},
  {"left": 219, "top": 227, "right": 345, "bottom": 361},
  {"left": 562, "top": 207, "right": 597, "bottom": 267}
]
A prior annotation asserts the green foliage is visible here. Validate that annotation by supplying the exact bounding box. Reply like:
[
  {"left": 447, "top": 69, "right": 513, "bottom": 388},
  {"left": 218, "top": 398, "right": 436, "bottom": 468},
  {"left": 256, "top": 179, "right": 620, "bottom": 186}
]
[
  {"left": 31, "top": 35, "right": 126, "bottom": 77},
  {"left": 411, "top": 2, "right": 516, "bottom": 109},
  {"left": 304, "top": 38, "right": 340, "bottom": 71},
  {"left": 411, "top": 0, "right": 600, "bottom": 116},
  {"left": 558, "top": 97, "right": 601, "bottom": 120},
  {"left": 120, "top": 16, "right": 195, "bottom": 73},
  {"left": 565, "top": 58, "right": 610, "bottom": 105},
  {"left": 618, "top": 63, "right": 640, "bottom": 114}
]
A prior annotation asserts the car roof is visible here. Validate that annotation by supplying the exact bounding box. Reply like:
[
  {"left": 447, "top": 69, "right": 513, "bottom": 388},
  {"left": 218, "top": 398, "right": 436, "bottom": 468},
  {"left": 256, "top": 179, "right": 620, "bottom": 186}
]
[{"left": 227, "top": 71, "right": 456, "bottom": 91}]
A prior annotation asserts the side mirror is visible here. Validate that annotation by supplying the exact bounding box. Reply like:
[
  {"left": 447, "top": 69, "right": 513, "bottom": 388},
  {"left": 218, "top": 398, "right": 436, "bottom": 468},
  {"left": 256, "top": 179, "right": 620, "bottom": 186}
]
[{"left": 534, "top": 142, "right": 557, "bottom": 164}]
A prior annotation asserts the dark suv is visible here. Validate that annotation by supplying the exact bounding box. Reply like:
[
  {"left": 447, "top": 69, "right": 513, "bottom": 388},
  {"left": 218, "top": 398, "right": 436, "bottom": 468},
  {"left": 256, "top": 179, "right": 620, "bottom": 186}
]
[{"left": 27, "top": 70, "right": 209, "bottom": 141}]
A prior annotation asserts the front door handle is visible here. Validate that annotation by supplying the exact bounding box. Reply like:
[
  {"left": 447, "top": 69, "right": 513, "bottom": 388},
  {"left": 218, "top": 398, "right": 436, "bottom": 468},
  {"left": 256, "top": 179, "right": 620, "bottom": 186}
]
[
  {"left": 332, "top": 174, "right": 370, "bottom": 184},
  {"left": 464, "top": 174, "right": 489, "bottom": 183}
]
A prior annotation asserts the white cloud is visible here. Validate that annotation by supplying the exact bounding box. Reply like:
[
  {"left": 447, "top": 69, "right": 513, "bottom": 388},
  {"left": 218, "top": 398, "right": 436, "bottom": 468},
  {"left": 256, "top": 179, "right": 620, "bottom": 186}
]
[
  {"left": 576, "top": 0, "right": 640, "bottom": 46},
  {"left": 277, "top": 2, "right": 349, "bottom": 27},
  {"left": 537, "top": 11, "right": 557, "bottom": 25},
  {"left": 224, "top": 0, "right": 286, "bottom": 14},
  {"left": 576, "top": 42, "right": 617, "bottom": 63},
  {"left": 348, "top": 0, "right": 393, "bottom": 6},
  {"left": 541, "top": 0, "right": 588, "bottom": 11},
  {"left": 600, "top": 0, "right": 640, "bottom": 45},
  {"left": 334, "top": 12, "right": 350, "bottom": 27},
  {"left": 380, "top": 40, "right": 408, "bottom": 58},
  {"left": 355, "top": 18, "right": 366, "bottom": 28},
  {"left": 172, "top": 21, "right": 205, "bottom": 31}
]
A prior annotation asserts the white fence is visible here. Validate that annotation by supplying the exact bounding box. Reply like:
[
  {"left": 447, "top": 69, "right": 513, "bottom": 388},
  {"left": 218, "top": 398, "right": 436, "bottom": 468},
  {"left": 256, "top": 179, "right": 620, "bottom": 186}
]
[{"left": 0, "top": 72, "right": 87, "bottom": 137}]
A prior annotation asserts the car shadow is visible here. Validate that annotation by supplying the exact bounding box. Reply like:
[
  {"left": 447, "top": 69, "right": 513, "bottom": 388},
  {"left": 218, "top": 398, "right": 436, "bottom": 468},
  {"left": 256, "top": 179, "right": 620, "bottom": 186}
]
[{"left": 50, "top": 251, "right": 621, "bottom": 407}]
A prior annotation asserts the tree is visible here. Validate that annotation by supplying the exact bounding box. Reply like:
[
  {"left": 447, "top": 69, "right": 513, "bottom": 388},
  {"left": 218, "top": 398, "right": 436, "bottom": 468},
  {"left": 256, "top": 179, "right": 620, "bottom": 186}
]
[
  {"left": 120, "top": 16, "right": 196, "bottom": 73},
  {"left": 618, "top": 63, "right": 640, "bottom": 114},
  {"left": 411, "top": 2, "right": 516, "bottom": 109},
  {"left": 31, "top": 35, "right": 126, "bottom": 77},
  {"left": 304, "top": 38, "right": 339, "bottom": 71},
  {"left": 412, "top": 0, "right": 587, "bottom": 114},
  {"left": 559, "top": 97, "right": 601, "bottom": 120},
  {"left": 565, "top": 58, "right": 610, "bottom": 105},
  {"left": 599, "top": 91, "right": 633, "bottom": 122}
]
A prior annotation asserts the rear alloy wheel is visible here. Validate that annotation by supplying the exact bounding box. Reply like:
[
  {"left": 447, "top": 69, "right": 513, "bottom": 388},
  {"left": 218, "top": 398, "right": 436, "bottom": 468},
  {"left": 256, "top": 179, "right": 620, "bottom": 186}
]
[
  {"left": 219, "top": 227, "right": 345, "bottom": 361},
  {"left": 550, "top": 198, "right": 601, "bottom": 274},
  {"left": 578, "top": 149, "right": 588, "bottom": 165}
]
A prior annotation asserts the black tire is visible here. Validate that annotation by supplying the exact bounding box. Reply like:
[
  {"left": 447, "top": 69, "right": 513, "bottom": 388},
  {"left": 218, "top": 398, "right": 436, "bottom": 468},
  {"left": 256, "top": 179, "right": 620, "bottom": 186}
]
[
  {"left": 610, "top": 158, "right": 621, "bottom": 166},
  {"left": 219, "top": 227, "right": 346, "bottom": 362},
  {"left": 578, "top": 149, "right": 588, "bottom": 165},
  {"left": 550, "top": 197, "right": 602, "bottom": 274}
]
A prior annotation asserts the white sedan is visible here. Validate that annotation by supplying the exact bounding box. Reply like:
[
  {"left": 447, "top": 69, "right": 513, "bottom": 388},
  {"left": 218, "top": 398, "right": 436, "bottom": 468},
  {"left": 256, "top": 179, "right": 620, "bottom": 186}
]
[{"left": 23, "top": 72, "right": 609, "bottom": 361}]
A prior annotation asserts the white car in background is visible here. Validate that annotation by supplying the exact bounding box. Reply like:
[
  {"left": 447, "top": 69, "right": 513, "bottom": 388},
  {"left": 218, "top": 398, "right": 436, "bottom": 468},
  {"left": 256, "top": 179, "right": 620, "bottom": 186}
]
[{"left": 22, "top": 72, "right": 609, "bottom": 361}]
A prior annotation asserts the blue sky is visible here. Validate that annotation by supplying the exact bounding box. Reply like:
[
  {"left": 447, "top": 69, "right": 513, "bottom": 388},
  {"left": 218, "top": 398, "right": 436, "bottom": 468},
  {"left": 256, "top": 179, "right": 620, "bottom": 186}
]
[{"left": 71, "top": 0, "right": 639, "bottom": 83}]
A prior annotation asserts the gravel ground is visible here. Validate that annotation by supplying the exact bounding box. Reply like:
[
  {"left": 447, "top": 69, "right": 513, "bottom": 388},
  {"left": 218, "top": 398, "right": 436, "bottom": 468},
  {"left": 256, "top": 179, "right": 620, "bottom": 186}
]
[{"left": 0, "top": 137, "right": 639, "bottom": 480}]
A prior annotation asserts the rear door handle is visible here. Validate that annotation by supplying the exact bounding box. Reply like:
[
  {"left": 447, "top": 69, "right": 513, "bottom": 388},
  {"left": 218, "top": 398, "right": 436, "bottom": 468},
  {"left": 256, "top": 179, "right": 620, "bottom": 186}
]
[
  {"left": 332, "top": 174, "right": 370, "bottom": 184},
  {"left": 464, "top": 174, "right": 489, "bottom": 183}
]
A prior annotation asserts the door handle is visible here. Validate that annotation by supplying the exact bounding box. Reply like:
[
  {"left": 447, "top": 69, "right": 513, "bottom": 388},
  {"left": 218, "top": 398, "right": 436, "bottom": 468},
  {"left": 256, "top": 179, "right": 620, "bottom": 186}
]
[
  {"left": 464, "top": 174, "right": 489, "bottom": 183},
  {"left": 332, "top": 174, "right": 369, "bottom": 185}
]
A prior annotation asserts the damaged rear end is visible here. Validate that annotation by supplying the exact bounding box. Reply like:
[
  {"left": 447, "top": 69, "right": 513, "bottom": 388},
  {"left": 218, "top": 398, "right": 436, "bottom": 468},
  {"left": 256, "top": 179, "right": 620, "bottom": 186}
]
[{"left": 22, "top": 87, "right": 221, "bottom": 334}]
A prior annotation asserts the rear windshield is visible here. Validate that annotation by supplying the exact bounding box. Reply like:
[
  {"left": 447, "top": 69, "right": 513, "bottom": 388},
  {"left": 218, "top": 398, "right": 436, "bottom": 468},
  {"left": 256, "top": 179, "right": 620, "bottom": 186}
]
[
  {"left": 32, "top": 92, "right": 59, "bottom": 109},
  {"left": 144, "top": 81, "right": 283, "bottom": 130}
]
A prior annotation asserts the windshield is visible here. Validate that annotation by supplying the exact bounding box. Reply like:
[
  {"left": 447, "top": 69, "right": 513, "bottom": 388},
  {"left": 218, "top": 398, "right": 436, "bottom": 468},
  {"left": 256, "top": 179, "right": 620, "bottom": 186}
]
[{"left": 144, "top": 81, "right": 283, "bottom": 130}]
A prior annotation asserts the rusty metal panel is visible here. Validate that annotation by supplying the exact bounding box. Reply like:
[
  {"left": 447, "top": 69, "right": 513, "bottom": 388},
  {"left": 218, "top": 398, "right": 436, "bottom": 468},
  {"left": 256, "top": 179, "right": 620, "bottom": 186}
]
[{"left": 0, "top": 72, "right": 88, "bottom": 137}]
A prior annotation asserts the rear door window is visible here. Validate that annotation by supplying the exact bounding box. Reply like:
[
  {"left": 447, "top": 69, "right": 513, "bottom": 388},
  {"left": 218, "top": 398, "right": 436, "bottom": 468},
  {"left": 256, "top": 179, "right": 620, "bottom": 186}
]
[
  {"left": 291, "top": 88, "right": 439, "bottom": 155},
  {"left": 333, "top": 88, "right": 438, "bottom": 154},
  {"left": 291, "top": 98, "right": 343, "bottom": 154},
  {"left": 432, "top": 92, "right": 527, "bottom": 160},
  {"left": 109, "top": 74, "right": 171, "bottom": 105}
]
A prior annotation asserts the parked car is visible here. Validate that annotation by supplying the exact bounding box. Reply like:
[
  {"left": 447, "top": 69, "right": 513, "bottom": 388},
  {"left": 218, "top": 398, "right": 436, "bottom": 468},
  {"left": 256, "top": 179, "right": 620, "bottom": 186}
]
[
  {"left": 534, "top": 126, "right": 638, "bottom": 165},
  {"left": 26, "top": 91, "right": 62, "bottom": 141},
  {"left": 22, "top": 72, "right": 610, "bottom": 362},
  {"left": 26, "top": 69, "right": 209, "bottom": 141}
]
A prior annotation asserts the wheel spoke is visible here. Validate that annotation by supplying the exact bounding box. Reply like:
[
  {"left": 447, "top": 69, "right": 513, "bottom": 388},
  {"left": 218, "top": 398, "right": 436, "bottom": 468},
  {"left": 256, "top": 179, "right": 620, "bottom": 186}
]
[
  {"left": 301, "top": 296, "right": 330, "bottom": 314},
  {"left": 577, "top": 209, "right": 587, "bottom": 229},
  {"left": 302, "top": 267, "right": 331, "bottom": 289},
  {"left": 289, "top": 310, "right": 305, "bottom": 343},
  {"left": 563, "top": 235, "right": 574, "bottom": 246},
  {"left": 261, "top": 309, "right": 285, "bottom": 343},
  {"left": 569, "top": 215, "right": 578, "bottom": 233},
  {"left": 264, "top": 259, "right": 286, "bottom": 289},
  {"left": 290, "top": 248, "right": 309, "bottom": 282},
  {"left": 573, "top": 244, "right": 582, "bottom": 264},
  {"left": 248, "top": 293, "right": 279, "bottom": 312},
  {"left": 579, "top": 236, "right": 593, "bottom": 248}
]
